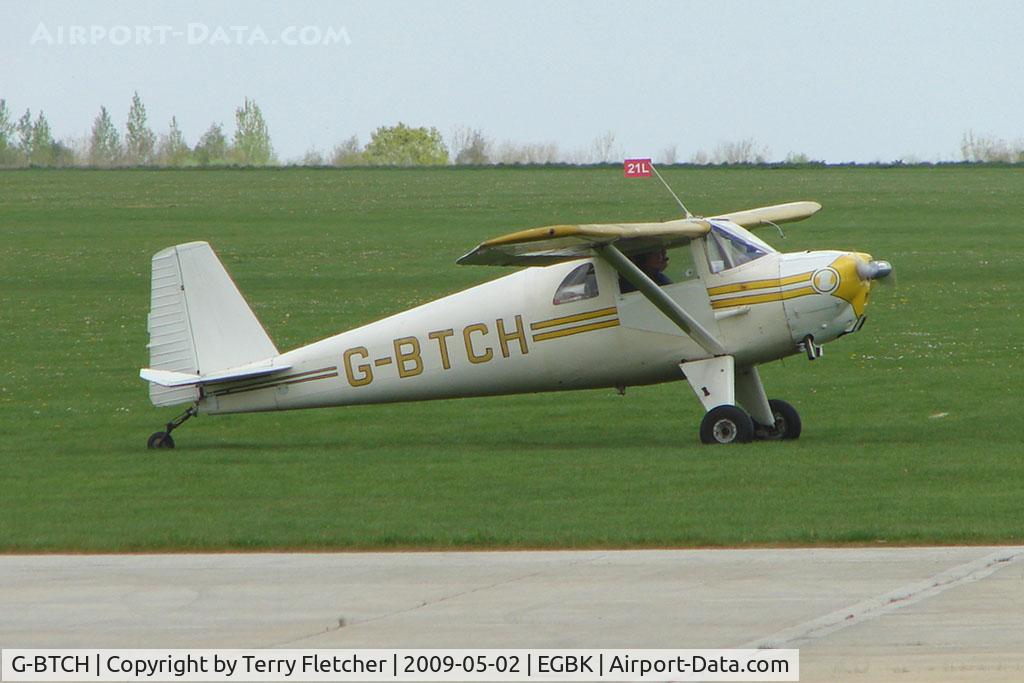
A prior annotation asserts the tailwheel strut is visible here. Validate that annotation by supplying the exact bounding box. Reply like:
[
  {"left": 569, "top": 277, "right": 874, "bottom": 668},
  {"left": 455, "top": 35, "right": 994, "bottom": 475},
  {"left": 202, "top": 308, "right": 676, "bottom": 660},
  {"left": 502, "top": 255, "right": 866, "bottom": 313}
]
[{"left": 147, "top": 405, "right": 197, "bottom": 450}]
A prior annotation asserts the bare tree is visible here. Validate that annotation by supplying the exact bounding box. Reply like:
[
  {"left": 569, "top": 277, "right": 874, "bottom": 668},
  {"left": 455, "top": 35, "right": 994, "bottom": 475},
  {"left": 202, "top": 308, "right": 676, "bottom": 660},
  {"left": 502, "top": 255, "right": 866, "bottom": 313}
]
[
  {"left": 61, "top": 136, "right": 90, "bottom": 166},
  {"left": 709, "top": 138, "right": 770, "bottom": 164},
  {"left": 689, "top": 149, "right": 709, "bottom": 165},
  {"left": 659, "top": 144, "right": 678, "bottom": 165},
  {"left": 495, "top": 140, "right": 560, "bottom": 164},
  {"left": 300, "top": 148, "right": 325, "bottom": 166},
  {"left": 960, "top": 130, "right": 1023, "bottom": 162},
  {"left": 331, "top": 135, "right": 365, "bottom": 166},
  {"left": 449, "top": 126, "right": 490, "bottom": 165},
  {"left": 589, "top": 130, "right": 622, "bottom": 163}
]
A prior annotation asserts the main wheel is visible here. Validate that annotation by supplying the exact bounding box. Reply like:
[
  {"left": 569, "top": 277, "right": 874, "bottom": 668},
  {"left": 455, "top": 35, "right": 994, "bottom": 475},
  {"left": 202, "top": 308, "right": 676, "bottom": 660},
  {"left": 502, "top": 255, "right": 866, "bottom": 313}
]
[
  {"left": 699, "top": 405, "right": 754, "bottom": 445},
  {"left": 754, "top": 399, "right": 802, "bottom": 440},
  {"left": 147, "top": 431, "right": 175, "bottom": 449}
]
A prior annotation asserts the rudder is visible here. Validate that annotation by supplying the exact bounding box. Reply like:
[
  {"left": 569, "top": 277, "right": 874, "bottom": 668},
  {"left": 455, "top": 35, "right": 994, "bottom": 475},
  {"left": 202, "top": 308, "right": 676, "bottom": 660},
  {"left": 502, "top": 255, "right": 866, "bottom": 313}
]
[{"left": 145, "top": 241, "right": 278, "bottom": 407}]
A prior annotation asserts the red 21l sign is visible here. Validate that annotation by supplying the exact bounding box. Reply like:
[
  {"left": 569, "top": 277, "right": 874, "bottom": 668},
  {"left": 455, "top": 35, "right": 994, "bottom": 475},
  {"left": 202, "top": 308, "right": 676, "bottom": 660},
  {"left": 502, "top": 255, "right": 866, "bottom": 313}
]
[{"left": 624, "top": 158, "right": 653, "bottom": 178}]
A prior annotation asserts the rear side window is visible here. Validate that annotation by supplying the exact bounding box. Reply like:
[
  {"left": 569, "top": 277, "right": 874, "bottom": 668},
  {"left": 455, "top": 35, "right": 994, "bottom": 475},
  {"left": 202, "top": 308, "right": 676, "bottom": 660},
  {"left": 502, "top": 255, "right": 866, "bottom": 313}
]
[{"left": 553, "top": 263, "right": 598, "bottom": 305}]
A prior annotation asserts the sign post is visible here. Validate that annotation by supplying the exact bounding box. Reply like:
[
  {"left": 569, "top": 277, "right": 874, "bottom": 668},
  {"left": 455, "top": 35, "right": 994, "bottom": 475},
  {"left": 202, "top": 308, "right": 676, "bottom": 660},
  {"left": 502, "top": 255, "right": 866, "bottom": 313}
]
[{"left": 622, "top": 158, "right": 691, "bottom": 217}]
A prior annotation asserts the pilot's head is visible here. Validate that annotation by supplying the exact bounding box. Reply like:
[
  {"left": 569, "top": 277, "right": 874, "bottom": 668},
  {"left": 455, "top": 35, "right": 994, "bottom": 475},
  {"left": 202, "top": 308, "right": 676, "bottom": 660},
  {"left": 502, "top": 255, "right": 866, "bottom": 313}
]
[{"left": 636, "top": 249, "right": 668, "bottom": 274}]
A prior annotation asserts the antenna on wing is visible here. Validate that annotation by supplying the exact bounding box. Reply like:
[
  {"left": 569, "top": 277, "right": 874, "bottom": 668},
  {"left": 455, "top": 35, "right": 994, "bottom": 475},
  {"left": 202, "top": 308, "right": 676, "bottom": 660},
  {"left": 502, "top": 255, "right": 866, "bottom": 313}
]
[{"left": 623, "top": 158, "right": 692, "bottom": 218}]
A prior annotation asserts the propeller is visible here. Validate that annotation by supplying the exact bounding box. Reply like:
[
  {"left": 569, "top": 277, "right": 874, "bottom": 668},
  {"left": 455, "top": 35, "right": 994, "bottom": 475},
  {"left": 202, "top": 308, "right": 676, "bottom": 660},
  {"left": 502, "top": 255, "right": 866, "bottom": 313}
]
[
  {"left": 856, "top": 258, "right": 893, "bottom": 282},
  {"left": 857, "top": 256, "right": 897, "bottom": 314}
]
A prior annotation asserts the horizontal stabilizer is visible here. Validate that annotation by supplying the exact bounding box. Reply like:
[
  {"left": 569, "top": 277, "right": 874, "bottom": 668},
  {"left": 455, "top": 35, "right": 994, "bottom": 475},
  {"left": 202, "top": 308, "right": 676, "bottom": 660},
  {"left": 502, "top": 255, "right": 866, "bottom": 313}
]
[{"left": 140, "top": 363, "right": 291, "bottom": 388}]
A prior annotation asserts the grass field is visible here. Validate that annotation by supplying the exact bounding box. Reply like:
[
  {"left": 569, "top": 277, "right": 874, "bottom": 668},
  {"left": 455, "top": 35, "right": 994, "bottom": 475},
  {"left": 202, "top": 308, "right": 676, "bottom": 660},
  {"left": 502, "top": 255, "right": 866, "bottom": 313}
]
[{"left": 1, "top": 166, "right": 1021, "bottom": 551}]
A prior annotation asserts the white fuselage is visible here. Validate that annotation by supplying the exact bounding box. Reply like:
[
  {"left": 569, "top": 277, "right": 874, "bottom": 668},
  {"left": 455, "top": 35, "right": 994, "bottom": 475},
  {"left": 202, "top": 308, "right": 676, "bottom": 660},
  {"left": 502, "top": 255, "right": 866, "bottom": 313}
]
[{"left": 199, "top": 235, "right": 872, "bottom": 415}]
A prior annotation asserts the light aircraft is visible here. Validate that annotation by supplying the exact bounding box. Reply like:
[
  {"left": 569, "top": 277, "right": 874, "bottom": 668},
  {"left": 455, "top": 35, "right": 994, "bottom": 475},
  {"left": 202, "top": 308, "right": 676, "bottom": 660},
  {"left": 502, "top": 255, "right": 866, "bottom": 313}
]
[{"left": 140, "top": 193, "right": 891, "bottom": 448}]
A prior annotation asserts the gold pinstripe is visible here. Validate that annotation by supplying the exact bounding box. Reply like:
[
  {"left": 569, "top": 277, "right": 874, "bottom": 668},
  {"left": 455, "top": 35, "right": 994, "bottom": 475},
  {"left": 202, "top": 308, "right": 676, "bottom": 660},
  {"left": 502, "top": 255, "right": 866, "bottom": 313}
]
[
  {"left": 710, "top": 286, "right": 818, "bottom": 310},
  {"left": 706, "top": 271, "right": 814, "bottom": 297},
  {"left": 530, "top": 306, "right": 617, "bottom": 330},
  {"left": 532, "top": 318, "right": 620, "bottom": 342},
  {"left": 209, "top": 368, "right": 339, "bottom": 396}
]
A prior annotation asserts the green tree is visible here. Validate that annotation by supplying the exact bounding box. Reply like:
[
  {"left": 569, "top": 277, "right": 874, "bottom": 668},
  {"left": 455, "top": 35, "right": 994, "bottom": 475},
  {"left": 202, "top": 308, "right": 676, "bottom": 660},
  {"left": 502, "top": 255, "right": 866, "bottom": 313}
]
[
  {"left": 125, "top": 91, "right": 156, "bottom": 165},
  {"left": 89, "top": 106, "right": 122, "bottom": 166},
  {"left": 51, "top": 140, "right": 78, "bottom": 166},
  {"left": 232, "top": 98, "right": 272, "bottom": 165},
  {"left": 16, "top": 109, "right": 33, "bottom": 163},
  {"left": 364, "top": 123, "right": 449, "bottom": 166},
  {"left": 29, "top": 111, "right": 55, "bottom": 166},
  {"left": 157, "top": 116, "right": 191, "bottom": 166},
  {"left": 0, "top": 99, "right": 18, "bottom": 165},
  {"left": 194, "top": 123, "right": 228, "bottom": 165}
]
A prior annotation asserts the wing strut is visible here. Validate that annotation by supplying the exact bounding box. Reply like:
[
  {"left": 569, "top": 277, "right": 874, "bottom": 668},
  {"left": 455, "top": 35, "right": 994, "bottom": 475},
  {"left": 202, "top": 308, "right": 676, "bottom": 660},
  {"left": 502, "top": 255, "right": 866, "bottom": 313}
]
[{"left": 594, "top": 244, "right": 726, "bottom": 356}]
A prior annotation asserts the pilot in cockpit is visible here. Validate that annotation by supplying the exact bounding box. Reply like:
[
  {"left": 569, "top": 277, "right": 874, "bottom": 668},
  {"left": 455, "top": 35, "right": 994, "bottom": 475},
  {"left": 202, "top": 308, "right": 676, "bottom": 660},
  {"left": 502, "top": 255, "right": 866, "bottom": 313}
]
[{"left": 619, "top": 248, "right": 672, "bottom": 293}]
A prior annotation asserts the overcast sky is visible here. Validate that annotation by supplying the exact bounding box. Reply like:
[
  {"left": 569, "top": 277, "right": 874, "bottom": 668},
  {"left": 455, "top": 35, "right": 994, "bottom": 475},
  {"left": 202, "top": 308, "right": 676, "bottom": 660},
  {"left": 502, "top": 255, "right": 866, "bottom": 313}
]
[{"left": 3, "top": 0, "right": 1023, "bottom": 162}]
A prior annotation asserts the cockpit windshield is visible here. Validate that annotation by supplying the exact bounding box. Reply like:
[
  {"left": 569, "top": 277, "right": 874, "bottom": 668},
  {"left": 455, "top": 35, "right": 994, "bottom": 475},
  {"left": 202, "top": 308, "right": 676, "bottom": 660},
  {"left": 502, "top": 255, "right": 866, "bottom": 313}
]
[{"left": 705, "top": 220, "right": 776, "bottom": 273}]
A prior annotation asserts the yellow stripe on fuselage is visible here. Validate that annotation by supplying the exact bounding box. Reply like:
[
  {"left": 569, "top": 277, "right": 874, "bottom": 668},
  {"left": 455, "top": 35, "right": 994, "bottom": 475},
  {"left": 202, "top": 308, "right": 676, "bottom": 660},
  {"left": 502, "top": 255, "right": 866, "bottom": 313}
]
[
  {"left": 532, "top": 318, "right": 620, "bottom": 342},
  {"left": 530, "top": 306, "right": 617, "bottom": 331},
  {"left": 710, "top": 286, "right": 818, "bottom": 310},
  {"left": 706, "top": 271, "right": 813, "bottom": 297}
]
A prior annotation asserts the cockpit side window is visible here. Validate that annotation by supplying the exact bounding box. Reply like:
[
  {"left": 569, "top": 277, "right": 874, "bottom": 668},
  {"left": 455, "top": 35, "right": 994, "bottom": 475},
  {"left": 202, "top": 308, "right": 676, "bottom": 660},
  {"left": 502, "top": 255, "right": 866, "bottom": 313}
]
[
  {"left": 706, "top": 223, "right": 771, "bottom": 273},
  {"left": 553, "top": 263, "right": 598, "bottom": 305}
]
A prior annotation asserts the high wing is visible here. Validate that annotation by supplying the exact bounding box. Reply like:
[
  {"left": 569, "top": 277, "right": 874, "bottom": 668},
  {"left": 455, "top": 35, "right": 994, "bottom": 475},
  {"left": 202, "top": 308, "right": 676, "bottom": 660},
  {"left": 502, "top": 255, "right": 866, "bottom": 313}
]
[
  {"left": 456, "top": 201, "right": 822, "bottom": 357},
  {"left": 457, "top": 202, "right": 820, "bottom": 267},
  {"left": 456, "top": 218, "right": 711, "bottom": 267},
  {"left": 709, "top": 201, "right": 821, "bottom": 229}
]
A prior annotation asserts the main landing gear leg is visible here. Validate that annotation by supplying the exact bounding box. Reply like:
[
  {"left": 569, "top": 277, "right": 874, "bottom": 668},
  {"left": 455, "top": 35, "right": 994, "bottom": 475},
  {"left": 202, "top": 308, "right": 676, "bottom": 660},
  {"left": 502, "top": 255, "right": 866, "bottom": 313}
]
[
  {"left": 737, "top": 366, "right": 803, "bottom": 440},
  {"left": 147, "top": 405, "right": 197, "bottom": 450},
  {"left": 681, "top": 356, "right": 754, "bottom": 445},
  {"left": 681, "top": 358, "right": 803, "bottom": 444}
]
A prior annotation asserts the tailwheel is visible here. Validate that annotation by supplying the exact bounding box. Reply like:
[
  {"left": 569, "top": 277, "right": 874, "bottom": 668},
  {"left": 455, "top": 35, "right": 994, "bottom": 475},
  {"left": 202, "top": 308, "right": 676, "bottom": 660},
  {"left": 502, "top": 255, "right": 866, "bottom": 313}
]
[
  {"left": 146, "top": 405, "right": 197, "bottom": 450},
  {"left": 699, "top": 405, "right": 754, "bottom": 445},
  {"left": 753, "top": 399, "right": 802, "bottom": 440}
]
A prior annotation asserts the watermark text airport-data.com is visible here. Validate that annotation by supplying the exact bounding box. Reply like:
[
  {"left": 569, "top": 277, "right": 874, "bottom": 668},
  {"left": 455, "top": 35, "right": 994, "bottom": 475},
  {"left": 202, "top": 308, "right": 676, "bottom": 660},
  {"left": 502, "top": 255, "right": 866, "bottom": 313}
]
[{"left": 29, "top": 23, "right": 351, "bottom": 47}]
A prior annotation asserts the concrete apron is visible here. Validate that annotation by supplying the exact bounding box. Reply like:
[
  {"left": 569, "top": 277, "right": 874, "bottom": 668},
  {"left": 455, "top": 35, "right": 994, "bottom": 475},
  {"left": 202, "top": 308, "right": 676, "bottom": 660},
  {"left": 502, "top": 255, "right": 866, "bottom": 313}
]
[{"left": 2, "top": 547, "right": 1022, "bottom": 682}]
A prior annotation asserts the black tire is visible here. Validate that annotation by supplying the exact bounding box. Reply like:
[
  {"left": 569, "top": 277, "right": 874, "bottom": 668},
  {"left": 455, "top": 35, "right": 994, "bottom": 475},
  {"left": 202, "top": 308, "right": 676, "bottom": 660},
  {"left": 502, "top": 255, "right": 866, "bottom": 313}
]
[
  {"left": 754, "top": 399, "right": 802, "bottom": 440},
  {"left": 147, "top": 431, "right": 175, "bottom": 449},
  {"left": 699, "top": 405, "right": 754, "bottom": 445}
]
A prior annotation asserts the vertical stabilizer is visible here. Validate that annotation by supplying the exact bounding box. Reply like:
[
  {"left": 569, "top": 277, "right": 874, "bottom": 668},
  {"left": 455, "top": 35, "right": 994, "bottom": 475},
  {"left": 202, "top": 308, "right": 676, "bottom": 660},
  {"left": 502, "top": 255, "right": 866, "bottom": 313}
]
[{"left": 145, "top": 241, "right": 279, "bottom": 407}]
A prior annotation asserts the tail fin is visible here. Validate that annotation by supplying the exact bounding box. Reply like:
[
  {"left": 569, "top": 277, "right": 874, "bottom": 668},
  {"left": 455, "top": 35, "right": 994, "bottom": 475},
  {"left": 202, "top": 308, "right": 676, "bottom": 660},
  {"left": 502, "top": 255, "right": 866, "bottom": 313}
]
[{"left": 145, "top": 241, "right": 279, "bottom": 407}]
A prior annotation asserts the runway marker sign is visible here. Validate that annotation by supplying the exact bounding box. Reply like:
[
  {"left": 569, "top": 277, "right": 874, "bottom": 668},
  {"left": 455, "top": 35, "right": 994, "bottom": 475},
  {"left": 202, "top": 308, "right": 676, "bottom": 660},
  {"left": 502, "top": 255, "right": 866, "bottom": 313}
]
[{"left": 623, "top": 158, "right": 653, "bottom": 178}]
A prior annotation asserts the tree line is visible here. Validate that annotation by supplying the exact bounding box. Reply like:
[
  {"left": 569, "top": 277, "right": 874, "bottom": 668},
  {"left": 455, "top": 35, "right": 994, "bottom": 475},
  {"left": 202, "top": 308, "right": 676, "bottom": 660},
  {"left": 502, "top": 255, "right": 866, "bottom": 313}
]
[
  {"left": 0, "top": 94, "right": 273, "bottom": 167},
  {"left": 2, "top": 93, "right": 1021, "bottom": 167}
]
